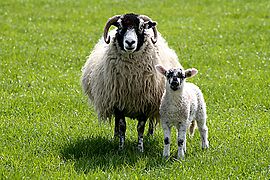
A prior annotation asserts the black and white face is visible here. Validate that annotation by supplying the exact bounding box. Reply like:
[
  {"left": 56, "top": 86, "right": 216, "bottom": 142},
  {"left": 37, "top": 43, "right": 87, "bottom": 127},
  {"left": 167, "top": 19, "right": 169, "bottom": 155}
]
[
  {"left": 155, "top": 65, "right": 198, "bottom": 91},
  {"left": 165, "top": 68, "right": 185, "bottom": 91},
  {"left": 113, "top": 14, "right": 156, "bottom": 53}
]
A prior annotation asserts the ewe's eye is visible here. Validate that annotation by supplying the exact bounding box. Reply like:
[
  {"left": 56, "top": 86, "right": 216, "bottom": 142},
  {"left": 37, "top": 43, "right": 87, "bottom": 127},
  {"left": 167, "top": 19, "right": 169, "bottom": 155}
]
[
  {"left": 118, "top": 26, "right": 123, "bottom": 32},
  {"left": 118, "top": 28, "right": 126, "bottom": 35}
]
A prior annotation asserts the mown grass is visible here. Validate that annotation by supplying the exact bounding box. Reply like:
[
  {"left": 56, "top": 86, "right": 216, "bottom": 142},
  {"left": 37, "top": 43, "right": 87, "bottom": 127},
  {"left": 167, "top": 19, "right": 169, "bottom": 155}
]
[{"left": 1, "top": 0, "right": 269, "bottom": 179}]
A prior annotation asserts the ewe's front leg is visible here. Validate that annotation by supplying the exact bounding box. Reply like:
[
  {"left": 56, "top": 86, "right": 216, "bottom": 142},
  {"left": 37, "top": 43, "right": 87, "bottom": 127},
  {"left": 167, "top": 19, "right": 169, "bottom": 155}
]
[
  {"left": 119, "top": 118, "right": 126, "bottom": 150},
  {"left": 137, "top": 117, "right": 147, "bottom": 152},
  {"left": 115, "top": 109, "right": 126, "bottom": 150},
  {"left": 114, "top": 117, "right": 119, "bottom": 139},
  {"left": 177, "top": 124, "right": 187, "bottom": 159},
  {"left": 162, "top": 122, "right": 171, "bottom": 159}
]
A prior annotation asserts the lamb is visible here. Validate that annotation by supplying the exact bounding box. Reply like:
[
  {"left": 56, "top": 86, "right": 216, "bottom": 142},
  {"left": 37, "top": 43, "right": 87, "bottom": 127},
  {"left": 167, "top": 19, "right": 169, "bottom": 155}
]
[
  {"left": 81, "top": 13, "right": 181, "bottom": 152},
  {"left": 155, "top": 65, "right": 209, "bottom": 159}
]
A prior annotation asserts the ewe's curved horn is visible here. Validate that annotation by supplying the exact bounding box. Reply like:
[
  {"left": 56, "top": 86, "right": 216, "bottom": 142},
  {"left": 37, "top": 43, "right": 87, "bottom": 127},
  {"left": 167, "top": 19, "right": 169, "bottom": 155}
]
[
  {"left": 139, "top": 15, "right": 158, "bottom": 44},
  {"left": 103, "top": 15, "right": 121, "bottom": 44}
]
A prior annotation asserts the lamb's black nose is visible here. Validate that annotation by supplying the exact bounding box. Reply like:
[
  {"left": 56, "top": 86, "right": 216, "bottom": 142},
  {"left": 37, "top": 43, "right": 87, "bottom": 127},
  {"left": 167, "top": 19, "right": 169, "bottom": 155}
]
[{"left": 170, "top": 80, "right": 179, "bottom": 87}]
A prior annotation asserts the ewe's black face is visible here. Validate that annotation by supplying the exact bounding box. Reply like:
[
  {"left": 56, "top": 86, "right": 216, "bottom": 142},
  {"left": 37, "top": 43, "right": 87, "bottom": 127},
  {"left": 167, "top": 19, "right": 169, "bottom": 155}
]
[
  {"left": 113, "top": 14, "right": 156, "bottom": 53},
  {"left": 165, "top": 68, "right": 185, "bottom": 91}
]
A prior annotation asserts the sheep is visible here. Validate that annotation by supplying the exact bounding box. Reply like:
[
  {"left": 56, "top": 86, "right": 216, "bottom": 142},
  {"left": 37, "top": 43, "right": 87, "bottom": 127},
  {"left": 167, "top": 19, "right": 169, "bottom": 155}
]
[
  {"left": 81, "top": 13, "right": 181, "bottom": 152},
  {"left": 155, "top": 65, "right": 209, "bottom": 159}
]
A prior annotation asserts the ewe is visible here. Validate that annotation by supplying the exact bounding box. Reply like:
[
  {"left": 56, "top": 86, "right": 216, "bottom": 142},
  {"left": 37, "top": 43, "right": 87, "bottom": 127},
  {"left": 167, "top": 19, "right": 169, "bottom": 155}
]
[
  {"left": 82, "top": 13, "right": 181, "bottom": 152},
  {"left": 156, "top": 65, "right": 209, "bottom": 159}
]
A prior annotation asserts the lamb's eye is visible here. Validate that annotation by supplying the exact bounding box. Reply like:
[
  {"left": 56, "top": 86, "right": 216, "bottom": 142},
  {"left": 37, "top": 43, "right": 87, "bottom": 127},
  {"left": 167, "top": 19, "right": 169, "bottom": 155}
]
[
  {"left": 177, "top": 72, "right": 185, "bottom": 79},
  {"left": 166, "top": 71, "right": 174, "bottom": 78}
]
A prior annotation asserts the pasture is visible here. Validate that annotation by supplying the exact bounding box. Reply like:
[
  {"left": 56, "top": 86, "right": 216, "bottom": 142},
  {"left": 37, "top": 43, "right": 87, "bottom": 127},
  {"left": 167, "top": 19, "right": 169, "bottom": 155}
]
[{"left": 1, "top": 0, "right": 269, "bottom": 179}]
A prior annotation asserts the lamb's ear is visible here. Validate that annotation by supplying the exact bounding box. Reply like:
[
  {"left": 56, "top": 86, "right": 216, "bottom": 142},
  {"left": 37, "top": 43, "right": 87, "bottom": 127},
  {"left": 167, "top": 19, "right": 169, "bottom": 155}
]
[
  {"left": 185, "top": 68, "right": 198, "bottom": 78},
  {"left": 155, "top": 64, "right": 167, "bottom": 75}
]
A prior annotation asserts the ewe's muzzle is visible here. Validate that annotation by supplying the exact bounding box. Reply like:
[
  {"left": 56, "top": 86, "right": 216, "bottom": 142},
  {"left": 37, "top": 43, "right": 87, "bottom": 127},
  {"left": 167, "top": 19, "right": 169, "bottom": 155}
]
[{"left": 123, "top": 29, "right": 138, "bottom": 52}]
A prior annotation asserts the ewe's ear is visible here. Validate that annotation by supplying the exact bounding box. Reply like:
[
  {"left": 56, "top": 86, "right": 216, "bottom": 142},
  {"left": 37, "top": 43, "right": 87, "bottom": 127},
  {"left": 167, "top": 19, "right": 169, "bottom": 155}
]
[
  {"left": 112, "top": 19, "right": 121, "bottom": 27},
  {"left": 144, "top": 21, "right": 157, "bottom": 29},
  {"left": 185, "top": 68, "right": 198, "bottom": 78},
  {"left": 155, "top": 65, "right": 167, "bottom": 75},
  {"left": 112, "top": 22, "right": 120, "bottom": 27}
]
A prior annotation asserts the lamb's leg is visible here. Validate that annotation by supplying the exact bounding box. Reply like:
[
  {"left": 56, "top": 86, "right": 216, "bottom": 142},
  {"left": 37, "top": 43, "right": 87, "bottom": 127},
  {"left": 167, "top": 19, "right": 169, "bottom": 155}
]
[
  {"left": 189, "top": 120, "right": 196, "bottom": 137},
  {"left": 177, "top": 124, "right": 187, "bottom": 159},
  {"left": 115, "top": 109, "right": 126, "bottom": 150},
  {"left": 162, "top": 122, "right": 171, "bottom": 159},
  {"left": 196, "top": 116, "right": 209, "bottom": 149},
  {"left": 137, "top": 116, "right": 147, "bottom": 152}
]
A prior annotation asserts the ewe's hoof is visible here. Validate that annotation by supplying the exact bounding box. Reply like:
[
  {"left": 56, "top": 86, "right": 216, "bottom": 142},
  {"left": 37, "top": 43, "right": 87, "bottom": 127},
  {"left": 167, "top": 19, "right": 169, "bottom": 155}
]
[
  {"left": 137, "top": 146, "right": 144, "bottom": 153},
  {"left": 147, "top": 129, "right": 154, "bottom": 136},
  {"left": 118, "top": 146, "right": 124, "bottom": 151}
]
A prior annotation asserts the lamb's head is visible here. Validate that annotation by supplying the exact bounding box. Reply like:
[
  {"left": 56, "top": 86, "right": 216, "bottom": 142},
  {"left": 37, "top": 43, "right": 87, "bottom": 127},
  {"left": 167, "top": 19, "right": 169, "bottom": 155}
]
[
  {"left": 103, "top": 13, "right": 157, "bottom": 53},
  {"left": 156, "top": 65, "right": 198, "bottom": 91}
]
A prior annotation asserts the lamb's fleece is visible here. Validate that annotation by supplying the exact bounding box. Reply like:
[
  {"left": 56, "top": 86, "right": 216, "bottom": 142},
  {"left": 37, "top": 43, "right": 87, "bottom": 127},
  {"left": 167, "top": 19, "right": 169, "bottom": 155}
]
[
  {"left": 82, "top": 29, "right": 181, "bottom": 121},
  {"left": 160, "top": 82, "right": 206, "bottom": 126}
]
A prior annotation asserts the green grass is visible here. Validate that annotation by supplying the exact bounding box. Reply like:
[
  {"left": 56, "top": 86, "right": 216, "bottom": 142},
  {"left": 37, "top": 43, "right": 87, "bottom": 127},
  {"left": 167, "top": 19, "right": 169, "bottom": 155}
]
[{"left": 1, "top": 0, "right": 269, "bottom": 179}]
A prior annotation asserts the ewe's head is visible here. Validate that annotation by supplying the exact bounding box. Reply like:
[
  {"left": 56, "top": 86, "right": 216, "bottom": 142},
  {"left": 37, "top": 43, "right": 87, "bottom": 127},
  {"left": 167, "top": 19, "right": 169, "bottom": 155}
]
[
  {"left": 103, "top": 13, "right": 157, "bottom": 53},
  {"left": 156, "top": 65, "right": 198, "bottom": 91}
]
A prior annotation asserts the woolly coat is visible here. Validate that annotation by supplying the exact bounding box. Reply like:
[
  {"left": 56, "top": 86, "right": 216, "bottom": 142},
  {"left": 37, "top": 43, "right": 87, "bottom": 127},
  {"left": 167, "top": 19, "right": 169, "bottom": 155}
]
[{"left": 82, "top": 29, "right": 181, "bottom": 121}]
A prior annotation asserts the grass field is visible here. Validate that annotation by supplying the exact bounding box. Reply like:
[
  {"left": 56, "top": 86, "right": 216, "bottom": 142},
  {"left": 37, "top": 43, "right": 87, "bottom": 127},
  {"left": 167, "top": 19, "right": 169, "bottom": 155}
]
[{"left": 1, "top": 0, "right": 269, "bottom": 179}]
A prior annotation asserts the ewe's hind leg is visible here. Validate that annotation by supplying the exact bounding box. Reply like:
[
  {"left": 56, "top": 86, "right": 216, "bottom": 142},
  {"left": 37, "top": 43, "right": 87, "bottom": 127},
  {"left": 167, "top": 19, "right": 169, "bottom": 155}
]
[
  {"left": 177, "top": 124, "right": 187, "bottom": 159},
  {"left": 147, "top": 118, "right": 155, "bottom": 136},
  {"left": 137, "top": 116, "right": 147, "bottom": 152},
  {"left": 115, "top": 109, "right": 126, "bottom": 150}
]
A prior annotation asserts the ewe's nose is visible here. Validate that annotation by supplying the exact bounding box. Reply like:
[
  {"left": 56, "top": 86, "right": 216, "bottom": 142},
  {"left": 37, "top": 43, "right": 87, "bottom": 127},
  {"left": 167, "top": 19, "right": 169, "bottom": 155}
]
[{"left": 125, "top": 40, "right": 136, "bottom": 47}]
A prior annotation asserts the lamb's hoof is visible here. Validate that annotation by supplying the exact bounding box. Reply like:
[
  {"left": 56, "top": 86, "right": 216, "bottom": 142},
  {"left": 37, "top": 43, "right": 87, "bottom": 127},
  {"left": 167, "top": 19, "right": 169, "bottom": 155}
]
[
  {"left": 177, "top": 151, "right": 185, "bottom": 160},
  {"left": 202, "top": 141, "right": 209, "bottom": 149},
  {"left": 163, "top": 155, "right": 169, "bottom": 160},
  {"left": 177, "top": 156, "right": 185, "bottom": 160},
  {"left": 163, "top": 152, "right": 170, "bottom": 160}
]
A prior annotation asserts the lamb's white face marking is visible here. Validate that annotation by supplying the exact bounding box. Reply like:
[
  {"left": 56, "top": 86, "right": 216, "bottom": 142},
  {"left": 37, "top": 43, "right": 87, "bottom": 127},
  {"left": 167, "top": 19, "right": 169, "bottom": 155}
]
[
  {"left": 155, "top": 65, "right": 198, "bottom": 91},
  {"left": 123, "top": 29, "right": 138, "bottom": 52},
  {"left": 166, "top": 68, "right": 185, "bottom": 91}
]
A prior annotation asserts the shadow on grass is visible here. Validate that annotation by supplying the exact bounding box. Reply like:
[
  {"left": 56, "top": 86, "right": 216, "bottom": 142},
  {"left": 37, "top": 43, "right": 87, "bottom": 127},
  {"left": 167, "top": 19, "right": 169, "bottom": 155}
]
[{"left": 60, "top": 135, "right": 165, "bottom": 173}]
